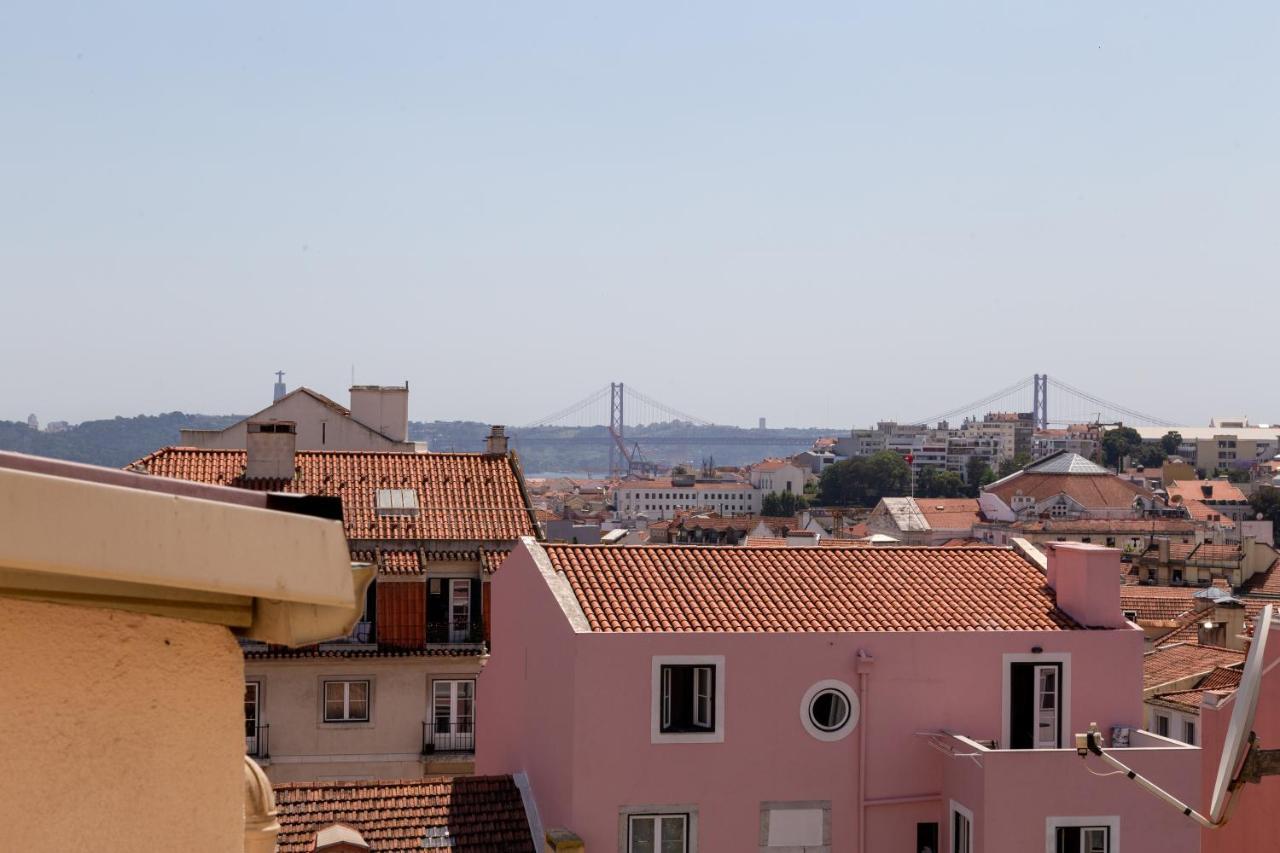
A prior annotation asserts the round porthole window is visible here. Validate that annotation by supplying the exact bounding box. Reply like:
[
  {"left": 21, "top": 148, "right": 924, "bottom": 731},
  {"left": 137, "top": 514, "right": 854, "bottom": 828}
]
[{"left": 800, "top": 679, "right": 859, "bottom": 741}]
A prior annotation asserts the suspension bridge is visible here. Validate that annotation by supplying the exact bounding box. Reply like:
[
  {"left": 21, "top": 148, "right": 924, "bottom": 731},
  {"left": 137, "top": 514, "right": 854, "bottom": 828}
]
[{"left": 509, "top": 376, "right": 1175, "bottom": 479}]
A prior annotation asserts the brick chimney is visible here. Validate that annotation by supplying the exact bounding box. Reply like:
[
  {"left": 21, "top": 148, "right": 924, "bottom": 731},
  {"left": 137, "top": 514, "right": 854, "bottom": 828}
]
[
  {"left": 349, "top": 383, "right": 410, "bottom": 443},
  {"left": 486, "top": 425, "right": 509, "bottom": 456},
  {"left": 1045, "top": 542, "right": 1126, "bottom": 629},
  {"left": 245, "top": 421, "right": 297, "bottom": 480}
]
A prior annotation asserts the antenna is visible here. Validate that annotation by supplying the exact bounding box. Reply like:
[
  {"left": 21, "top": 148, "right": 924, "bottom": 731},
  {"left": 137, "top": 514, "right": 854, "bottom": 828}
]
[{"left": 1074, "top": 605, "right": 1276, "bottom": 829}]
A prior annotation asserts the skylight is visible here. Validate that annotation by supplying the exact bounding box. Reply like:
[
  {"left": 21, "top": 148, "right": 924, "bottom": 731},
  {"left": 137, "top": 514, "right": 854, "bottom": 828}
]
[{"left": 376, "top": 488, "right": 419, "bottom": 516}]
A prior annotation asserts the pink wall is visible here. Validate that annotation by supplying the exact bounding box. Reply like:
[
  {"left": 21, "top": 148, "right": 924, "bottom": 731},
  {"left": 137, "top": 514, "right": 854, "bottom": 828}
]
[
  {"left": 1046, "top": 542, "right": 1128, "bottom": 629},
  {"left": 480, "top": 542, "right": 1198, "bottom": 852},
  {"left": 1200, "top": 616, "right": 1280, "bottom": 852}
]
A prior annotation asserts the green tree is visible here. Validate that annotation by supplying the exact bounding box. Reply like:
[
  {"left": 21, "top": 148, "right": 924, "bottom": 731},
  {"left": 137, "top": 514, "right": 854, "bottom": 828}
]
[
  {"left": 817, "top": 451, "right": 911, "bottom": 507},
  {"left": 1134, "top": 444, "right": 1166, "bottom": 469},
  {"left": 921, "top": 469, "right": 966, "bottom": 498},
  {"left": 1226, "top": 468, "right": 1252, "bottom": 484},
  {"left": 997, "top": 452, "right": 1032, "bottom": 479},
  {"left": 1251, "top": 488, "right": 1280, "bottom": 528},
  {"left": 1160, "top": 431, "right": 1183, "bottom": 456},
  {"left": 762, "top": 490, "right": 809, "bottom": 516},
  {"left": 1100, "top": 427, "right": 1144, "bottom": 469}
]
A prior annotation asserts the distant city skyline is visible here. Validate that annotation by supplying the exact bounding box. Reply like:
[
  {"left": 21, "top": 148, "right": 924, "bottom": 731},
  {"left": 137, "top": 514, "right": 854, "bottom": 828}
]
[{"left": 3, "top": 3, "right": 1276, "bottom": 427}]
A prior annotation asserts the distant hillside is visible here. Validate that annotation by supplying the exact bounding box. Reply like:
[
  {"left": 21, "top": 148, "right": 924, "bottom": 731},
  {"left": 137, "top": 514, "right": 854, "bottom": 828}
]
[
  {"left": 0, "top": 413, "right": 243, "bottom": 468},
  {"left": 2, "top": 413, "right": 834, "bottom": 473}
]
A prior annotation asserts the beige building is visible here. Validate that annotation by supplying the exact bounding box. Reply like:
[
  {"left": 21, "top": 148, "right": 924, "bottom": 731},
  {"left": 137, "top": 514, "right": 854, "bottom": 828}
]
[
  {"left": 748, "top": 458, "right": 808, "bottom": 494},
  {"left": 612, "top": 476, "right": 762, "bottom": 519},
  {"left": 179, "top": 381, "right": 424, "bottom": 452},
  {"left": 132, "top": 424, "right": 538, "bottom": 782},
  {"left": 1135, "top": 420, "right": 1280, "bottom": 474},
  {"left": 0, "top": 451, "right": 366, "bottom": 852}
]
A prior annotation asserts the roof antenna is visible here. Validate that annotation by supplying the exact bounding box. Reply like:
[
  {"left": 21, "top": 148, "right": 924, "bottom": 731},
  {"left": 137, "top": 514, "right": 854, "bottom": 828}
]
[{"left": 1075, "top": 604, "right": 1280, "bottom": 828}]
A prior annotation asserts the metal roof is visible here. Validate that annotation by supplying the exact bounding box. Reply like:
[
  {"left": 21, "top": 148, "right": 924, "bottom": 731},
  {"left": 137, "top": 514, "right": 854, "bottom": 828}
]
[{"left": 1023, "top": 451, "right": 1111, "bottom": 475}]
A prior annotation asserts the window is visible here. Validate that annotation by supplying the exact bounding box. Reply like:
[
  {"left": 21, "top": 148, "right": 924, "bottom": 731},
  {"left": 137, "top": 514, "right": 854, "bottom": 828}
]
[
  {"left": 375, "top": 488, "right": 419, "bottom": 516},
  {"left": 950, "top": 802, "right": 973, "bottom": 853},
  {"left": 627, "top": 814, "right": 687, "bottom": 853},
  {"left": 1005, "top": 654, "right": 1069, "bottom": 750},
  {"left": 1154, "top": 713, "right": 1170, "bottom": 737},
  {"left": 800, "top": 679, "right": 859, "bottom": 741},
  {"left": 1048, "top": 818, "right": 1117, "bottom": 853},
  {"left": 652, "top": 656, "right": 724, "bottom": 743},
  {"left": 1183, "top": 719, "right": 1197, "bottom": 745},
  {"left": 917, "top": 822, "right": 939, "bottom": 853},
  {"left": 323, "top": 680, "right": 370, "bottom": 722},
  {"left": 432, "top": 679, "right": 475, "bottom": 752},
  {"left": 245, "top": 682, "right": 262, "bottom": 756},
  {"left": 661, "top": 665, "right": 714, "bottom": 733}
]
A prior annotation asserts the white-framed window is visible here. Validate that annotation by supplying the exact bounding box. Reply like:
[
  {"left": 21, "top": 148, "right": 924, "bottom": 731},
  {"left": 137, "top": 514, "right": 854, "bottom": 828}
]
[
  {"left": 950, "top": 801, "right": 973, "bottom": 853},
  {"left": 1154, "top": 712, "right": 1170, "bottom": 738},
  {"left": 1046, "top": 817, "right": 1117, "bottom": 852},
  {"left": 799, "top": 679, "right": 860, "bottom": 742},
  {"left": 652, "top": 656, "right": 725, "bottom": 743},
  {"left": 627, "top": 813, "right": 687, "bottom": 853},
  {"left": 1003, "top": 653, "right": 1070, "bottom": 750},
  {"left": 245, "top": 682, "right": 262, "bottom": 756},
  {"left": 432, "top": 679, "right": 475, "bottom": 752},
  {"left": 323, "top": 680, "right": 370, "bottom": 722}
]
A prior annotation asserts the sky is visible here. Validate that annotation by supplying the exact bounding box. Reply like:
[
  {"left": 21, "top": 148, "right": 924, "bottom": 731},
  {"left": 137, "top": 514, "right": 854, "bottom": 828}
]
[{"left": 2, "top": 3, "right": 1277, "bottom": 429}]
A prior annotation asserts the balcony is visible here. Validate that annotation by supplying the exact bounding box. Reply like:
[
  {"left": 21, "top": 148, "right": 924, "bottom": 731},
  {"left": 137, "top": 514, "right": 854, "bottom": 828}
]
[
  {"left": 245, "top": 723, "right": 270, "bottom": 761},
  {"left": 426, "top": 619, "right": 486, "bottom": 650},
  {"left": 422, "top": 720, "right": 475, "bottom": 755}
]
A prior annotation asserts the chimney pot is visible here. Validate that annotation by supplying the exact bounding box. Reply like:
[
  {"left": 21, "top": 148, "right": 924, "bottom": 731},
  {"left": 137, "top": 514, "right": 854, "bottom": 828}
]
[{"left": 486, "top": 425, "right": 509, "bottom": 456}]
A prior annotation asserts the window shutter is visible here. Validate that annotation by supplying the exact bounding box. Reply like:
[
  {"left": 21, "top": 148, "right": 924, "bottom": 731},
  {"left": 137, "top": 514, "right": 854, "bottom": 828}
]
[{"left": 376, "top": 582, "right": 425, "bottom": 649}]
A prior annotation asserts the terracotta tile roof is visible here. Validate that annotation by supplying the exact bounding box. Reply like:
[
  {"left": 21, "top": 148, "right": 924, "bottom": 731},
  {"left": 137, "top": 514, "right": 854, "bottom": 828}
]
[
  {"left": 918, "top": 498, "right": 983, "bottom": 531},
  {"left": 1121, "top": 586, "right": 1199, "bottom": 622},
  {"left": 1193, "top": 544, "right": 1244, "bottom": 563},
  {"left": 745, "top": 536, "right": 788, "bottom": 547},
  {"left": 131, "top": 448, "right": 537, "bottom": 542},
  {"left": 940, "top": 537, "right": 985, "bottom": 546},
  {"left": 543, "top": 544, "right": 1082, "bottom": 633},
  {"left": 1168, "top": 480, "right": 1249, "bottom": 504},
  {"left": 274, "top": 776, "right": 534, "bottom": 853},
  {"left": 986, "top": 471, "right": 1149, "bottom": 510},
  {"left": 672, "top": 514, "right": 765, "bottom": 532},
  {"left": 752, "top": 459, "right": 790, "bottom": 472},
  {"left": 1148, "top": 689, "right": 1207, "bottom": 714},
  {"left": 1199, "top": 666, "right": 1244, "bottom": 691},
  {"left": 533, "top": 508, "right": 559, "bottom": 522},
  {"left": 1242, "top": 560, "right": 1280, "bottom": 597},
  {"left": 1143, "top": 643, "right": 1245, "bottom": 690}
]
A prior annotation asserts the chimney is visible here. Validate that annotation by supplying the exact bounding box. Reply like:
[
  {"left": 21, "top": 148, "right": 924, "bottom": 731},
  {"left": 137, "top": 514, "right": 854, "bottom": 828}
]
[
  {"left": 245, "top": 421, "right": 297, "bottom": 480},
  {"left": 1045, "top": 542, "right": 1126, "bottom": 628},
  {"left": 1198, "top": 599, "right": 1248, "bottom": 651},
  {"left": 486, "top": 425, "right": 509, "bottom": 456},
  {"left": 1156, "top": 537, "right": 1170, "bottom": 565},
  {"left": 349, "top": 384, "right": 410, "bottom": 443},
  {"left": 545, "top": 829, "right": 584, "bottom": 853}
]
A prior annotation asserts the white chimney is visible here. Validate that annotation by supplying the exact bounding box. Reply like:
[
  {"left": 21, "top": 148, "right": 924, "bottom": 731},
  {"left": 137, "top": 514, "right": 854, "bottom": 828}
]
[
  {"left": 486, "top": 425, "right": 509, "bottom": 456},
  {"left": 245, "top": 421, "right": 297, "bottom": 480},
  {"left": 349, "top": 384, "right": 410, "bottom": 443}
]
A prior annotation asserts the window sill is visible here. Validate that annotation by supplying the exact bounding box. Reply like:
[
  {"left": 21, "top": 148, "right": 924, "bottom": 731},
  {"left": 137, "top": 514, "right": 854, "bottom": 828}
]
[{"left": 652, "top": 729, "right": 724, "bottom": 744}]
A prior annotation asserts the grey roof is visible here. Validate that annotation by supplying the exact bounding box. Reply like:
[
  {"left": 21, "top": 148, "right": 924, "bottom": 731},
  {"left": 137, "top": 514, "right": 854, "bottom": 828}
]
[
  {"left": 1023, "top": 451, "right": 1111, "bottom": 476},
  {"left": 880, "top": 497, "right": 930, "bottom": 532}
]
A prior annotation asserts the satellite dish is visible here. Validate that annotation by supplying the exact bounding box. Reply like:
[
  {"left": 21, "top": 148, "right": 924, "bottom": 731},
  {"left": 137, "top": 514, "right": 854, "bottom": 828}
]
[{"left": 1210, "top": 604, "right": 1272, "bottom": 822}]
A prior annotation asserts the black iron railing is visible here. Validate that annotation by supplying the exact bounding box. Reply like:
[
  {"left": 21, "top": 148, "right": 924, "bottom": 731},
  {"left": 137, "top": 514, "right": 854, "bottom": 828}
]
[
  {"left": 422, "top": 720, "right": 476, "bottom": 754},
  {"left": 426, "top": 620, "right": 485, "bottom": 645},
  {"left": 246, "top": 723, "right": 270, "bottom": 760}
]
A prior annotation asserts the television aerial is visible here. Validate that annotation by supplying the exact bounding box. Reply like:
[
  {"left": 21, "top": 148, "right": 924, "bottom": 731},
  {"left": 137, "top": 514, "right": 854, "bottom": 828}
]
[{"left": 1075, "top": 604, "right": 1277, "bottom": 828}]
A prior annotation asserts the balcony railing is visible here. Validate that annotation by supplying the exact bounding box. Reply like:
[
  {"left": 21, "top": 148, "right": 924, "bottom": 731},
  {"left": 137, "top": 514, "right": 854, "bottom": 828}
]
[
  {"left": 246, "top": 723, "right": 270, "bottom": 760},
  {"left": 426, "top": 620, "right": 485, "bottom": 646},
  {"left": 422, "top": 720, "right": 476, "bottom": 755}
]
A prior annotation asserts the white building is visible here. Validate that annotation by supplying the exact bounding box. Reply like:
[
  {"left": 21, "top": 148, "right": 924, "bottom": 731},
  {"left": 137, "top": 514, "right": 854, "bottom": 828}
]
[
  {"left": 612, "top": 478, "right": 762, "bottom": 520},
  {"left": 749, "top": 459, "right": 807, "bottom": 495}
]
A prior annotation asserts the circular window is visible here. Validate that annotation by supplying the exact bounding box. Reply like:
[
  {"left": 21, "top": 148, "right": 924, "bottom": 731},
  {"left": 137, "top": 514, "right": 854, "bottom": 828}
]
[
  {"left": 800, "top": 679, "right": 859, "bottom": 741},
  {"left": 809, "top": 689, "right": 851, "bottom": 731}
]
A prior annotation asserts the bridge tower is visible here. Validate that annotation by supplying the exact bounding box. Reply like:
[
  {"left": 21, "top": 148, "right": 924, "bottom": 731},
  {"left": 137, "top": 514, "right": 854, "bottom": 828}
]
[
  {"left": 1032, "top": 374, "right": 1049, "bottom": 430},
  {"left": 609, "top": 382, "right": 625, "bottom": 479}
]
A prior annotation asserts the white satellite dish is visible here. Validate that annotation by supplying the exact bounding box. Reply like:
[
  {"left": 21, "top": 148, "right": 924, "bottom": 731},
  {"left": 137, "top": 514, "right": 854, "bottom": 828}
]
[{"left": 1075, "top": 603, "right": 1277, "bottom": 829}]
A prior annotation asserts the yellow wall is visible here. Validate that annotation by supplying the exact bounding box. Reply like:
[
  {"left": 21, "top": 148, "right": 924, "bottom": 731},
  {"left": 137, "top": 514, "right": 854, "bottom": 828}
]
[{"left": 0, "top": 597, "right": 245, "bottom": 852}]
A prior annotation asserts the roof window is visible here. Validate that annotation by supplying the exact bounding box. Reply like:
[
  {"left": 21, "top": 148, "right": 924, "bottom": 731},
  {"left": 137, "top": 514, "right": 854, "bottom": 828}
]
[{"left": 376, "top": 488, "right": 419, "bottom": 516}]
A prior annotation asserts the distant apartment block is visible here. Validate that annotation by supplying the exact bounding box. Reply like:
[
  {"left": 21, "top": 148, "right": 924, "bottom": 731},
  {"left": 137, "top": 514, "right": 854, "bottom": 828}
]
[
  {"left": 612, "top": 475, "right": 762, "bottom": 520},
  {"left": 1135, "top": 419, "right": 1280, "bottom": 474}
]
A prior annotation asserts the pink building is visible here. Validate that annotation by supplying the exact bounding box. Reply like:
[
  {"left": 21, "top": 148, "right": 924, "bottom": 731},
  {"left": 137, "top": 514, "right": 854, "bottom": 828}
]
[{"left": 478, "top": 540, "right": 1204, "bottom": 853}]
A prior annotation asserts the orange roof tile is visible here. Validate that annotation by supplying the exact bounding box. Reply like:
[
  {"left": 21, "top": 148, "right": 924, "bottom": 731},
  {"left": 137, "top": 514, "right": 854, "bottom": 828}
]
[
  {"left": 1121, "top": 586, "right": 1199, "bottom": 622},
  {"left": 1199, "top": 666, "right": 1244, "bottom": 691},
  {"left": 1144, "top": 643, "right": 1245, "bottom": 690},
  {"left": 987, "top": 472, "right": 1149, "bottom": 509},
  {"left": 132, "top": 448, "right": 537, "bottom": 542},
  {"left": 543, "top": 544, "right": 1081, "bottom": 633},
  {"left": 1168, "top": 480, "right": 1249, "bottom": 504},
  {"left": 917, "top": 498, "right": 983, "bottom": 531},
  {"left": 1242, "top": 560, "right": 1280, "bottom": 597},
  {"left": 274, "top": 776, "right": 534, "bottom": 853}
]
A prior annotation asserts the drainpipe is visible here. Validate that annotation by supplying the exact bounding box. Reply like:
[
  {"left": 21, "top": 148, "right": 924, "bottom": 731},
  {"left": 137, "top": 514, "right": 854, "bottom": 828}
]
[
  {"left": 244, "top": 755, "right": 280, "bottom": 853},
  {"left": 856, "top": 649, "right": 874, "bottom": 853}
]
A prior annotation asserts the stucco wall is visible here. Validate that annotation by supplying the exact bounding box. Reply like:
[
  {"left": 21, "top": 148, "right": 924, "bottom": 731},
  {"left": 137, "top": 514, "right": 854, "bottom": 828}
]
[
  {"left": 250, "top": 656, "right": 481, "bottom": 783},
  {"left": 0, "top": 597, "right": 245, "bottom": 852},
  {"left": 181, "top": 392, "right": 411, "bottom": 451}
]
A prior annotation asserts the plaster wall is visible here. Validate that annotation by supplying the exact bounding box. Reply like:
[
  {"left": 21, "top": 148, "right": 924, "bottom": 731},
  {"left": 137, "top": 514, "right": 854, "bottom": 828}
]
[
  {"left": 180, "top": 392, "right": 414, "bottom": 451},
  {"left": 0, "top": 597, "right": 245, "bottom": 852},
  {"left": 249, "top": 656, "right": 481, "bottom": 783}
]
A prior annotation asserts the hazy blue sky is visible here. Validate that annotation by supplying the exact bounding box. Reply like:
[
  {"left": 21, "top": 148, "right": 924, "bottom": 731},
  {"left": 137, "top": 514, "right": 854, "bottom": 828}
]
[{"left": 3, "top": 3, "right": 1276, "bottom": 428}]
